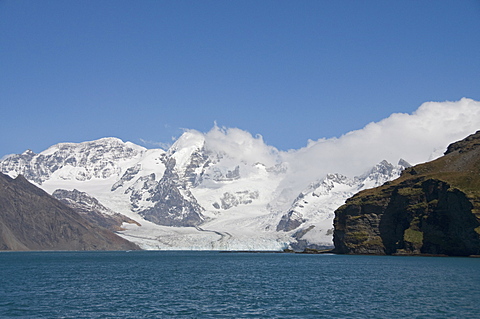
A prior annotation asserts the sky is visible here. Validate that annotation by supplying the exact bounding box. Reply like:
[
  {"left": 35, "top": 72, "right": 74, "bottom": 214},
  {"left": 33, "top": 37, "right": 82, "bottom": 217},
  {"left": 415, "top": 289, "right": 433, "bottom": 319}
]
[{"left": 1, "top": 0, "right": 480, "bottom": 157}]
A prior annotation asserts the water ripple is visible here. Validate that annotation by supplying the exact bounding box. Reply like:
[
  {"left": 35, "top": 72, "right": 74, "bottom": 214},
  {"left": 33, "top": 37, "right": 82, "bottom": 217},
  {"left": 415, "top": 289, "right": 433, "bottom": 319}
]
[{"left": 0, "top": 252, "right": 479, "bottom": 318}]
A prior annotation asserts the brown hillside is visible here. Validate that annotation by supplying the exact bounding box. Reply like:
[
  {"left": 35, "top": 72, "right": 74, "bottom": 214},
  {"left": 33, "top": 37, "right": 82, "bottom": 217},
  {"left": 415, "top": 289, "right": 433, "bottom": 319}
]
[
  {"left": 0, "top": 173, "right": 140, "bottom": 251},
  {"left": 333, "top": 130, "right": 480, "bottom": 256}
]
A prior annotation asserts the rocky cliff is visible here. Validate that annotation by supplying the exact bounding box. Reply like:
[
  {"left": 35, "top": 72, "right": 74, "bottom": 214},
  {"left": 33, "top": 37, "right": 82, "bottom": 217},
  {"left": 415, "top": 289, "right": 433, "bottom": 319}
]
[
  {"left": 333, "top": 131, "right": 480, "bottom": 256},
  {"left": 0, "top": 173, "right": 140, "bottom": 251}
]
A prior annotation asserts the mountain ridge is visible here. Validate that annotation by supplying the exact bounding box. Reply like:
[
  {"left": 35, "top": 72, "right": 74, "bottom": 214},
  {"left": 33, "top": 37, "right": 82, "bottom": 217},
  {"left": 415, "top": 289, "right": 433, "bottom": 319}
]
[{"left": 0, "top": 135, "right": 410, "bottom": 250}]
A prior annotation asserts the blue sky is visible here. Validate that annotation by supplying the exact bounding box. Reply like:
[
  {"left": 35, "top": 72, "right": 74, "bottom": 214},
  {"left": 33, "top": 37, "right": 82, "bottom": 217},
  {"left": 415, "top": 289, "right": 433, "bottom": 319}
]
[{"left": 1, "top": 0, "right": 480, "bottom": 156}]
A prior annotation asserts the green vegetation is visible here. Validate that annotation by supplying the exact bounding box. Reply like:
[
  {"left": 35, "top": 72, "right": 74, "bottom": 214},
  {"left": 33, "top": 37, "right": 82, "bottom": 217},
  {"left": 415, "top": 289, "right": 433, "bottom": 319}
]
[
  {"left": 363, "top": 237, "right": 384, "bottom": 248},
  {"left": 472, "top": 209, "right": 480, "bottom": 219},
  {"left": 347, "top": 215, "right": 363, "bottom": 220},
  {"left": 475, "top": 226, "right": 480, "bottom": 235},
  {"left": 407, "top": 202, "right": 427, "bottom": 212},
  {"left": 427, "top": 199, "right": 438, "bottom": 206},
  {"left": 404, "top": 228, "right": 423, "bottom": 245},
  {"left": 397, "top": 187, "right": 423, "bottom": 197},
  {"left": 347, "top": 231, "right": 369, "bottom": 244}
]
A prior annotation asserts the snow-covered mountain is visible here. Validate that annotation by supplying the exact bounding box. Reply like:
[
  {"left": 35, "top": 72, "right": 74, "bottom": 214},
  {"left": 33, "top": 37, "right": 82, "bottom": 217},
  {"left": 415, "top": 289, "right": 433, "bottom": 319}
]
[
  {"left": 2, "top": 99, "right": 480, "bottom": 250},
  {"left": 0, "top": 131, "right": 409, "bottom": 250},
  {"left": 275, "top": 160, "right": 410, "bottom": 250},
  {"left": 1, "top": 137, "right": 146, "bottom": 185}
]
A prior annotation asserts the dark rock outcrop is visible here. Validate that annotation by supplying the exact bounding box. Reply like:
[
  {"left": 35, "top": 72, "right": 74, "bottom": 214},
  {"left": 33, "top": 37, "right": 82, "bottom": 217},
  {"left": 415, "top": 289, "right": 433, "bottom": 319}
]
[
  {"left": 52, "top": 189, "right": 140, "bottom": 232},
  {"left": 215, "top": 190, "right": 259, "bottom": 210},
  {"left": 111, "top": 164, "right": 142, "bottom": 191},
  {"left": 333, "top": 131, "right": 480, "bottom": 256},
  {"left": 0, "top": 173, "right": 140, "bottom": 251},
  {"left": 140, "top": 158, "right": 204, "bottom": 227},
  {"left": 276, "top": 210, "right": 306, "bottom": 232}
]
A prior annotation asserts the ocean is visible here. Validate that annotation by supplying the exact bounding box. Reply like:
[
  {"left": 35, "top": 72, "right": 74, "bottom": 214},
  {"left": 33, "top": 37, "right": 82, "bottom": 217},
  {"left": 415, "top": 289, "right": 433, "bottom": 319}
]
[{"left": 0, "top": 251, "right": 479, "bottom": 318}]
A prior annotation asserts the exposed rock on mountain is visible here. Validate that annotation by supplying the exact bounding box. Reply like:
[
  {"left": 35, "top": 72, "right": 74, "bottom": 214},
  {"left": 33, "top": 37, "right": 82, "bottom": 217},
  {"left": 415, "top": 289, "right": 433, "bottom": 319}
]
[
  {"left": 277, "top": 209, "right": 307, "bottom": 232},
  {"left": 140, "top": 157, "right": 205, "bottom": 227},
  {"left": 52, "top": 189, "right": 140, "bottom": 232},
  {"left": 0, "top": 138, "right": 145, "bottom": 184},
  {"left": 0, "top": 173, "right": 140, "bottom": 251},
  {"left": 333, "top": 131, "right": 480, "bottom": 256},
  {"left": 276, "top": 160, "right": 409, "bottom": 234},
  {"left": 111, "top": 163, "right": 142, "bottom": 191},
  {"left": 215, "top": 190, "right": 259, "bottom": 210}
]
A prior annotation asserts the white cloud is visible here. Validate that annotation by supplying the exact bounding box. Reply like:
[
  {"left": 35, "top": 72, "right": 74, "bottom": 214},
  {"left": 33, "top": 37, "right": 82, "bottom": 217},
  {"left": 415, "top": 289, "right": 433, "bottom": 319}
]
[
  {"left": 281, "top": 98, "right": 480, "bottom": 192},
  {"left": 203, "top": 125, "right": 281, "bottom": 167},
  {"left": 165, "top": 98, "right": 480, "bottom": 200}
]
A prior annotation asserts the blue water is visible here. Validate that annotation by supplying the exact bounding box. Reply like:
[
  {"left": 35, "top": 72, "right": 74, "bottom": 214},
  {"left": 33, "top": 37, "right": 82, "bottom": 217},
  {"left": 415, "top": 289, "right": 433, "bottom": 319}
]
[{"left": 0, "top": 251, "right": 479, "bottom": 318}]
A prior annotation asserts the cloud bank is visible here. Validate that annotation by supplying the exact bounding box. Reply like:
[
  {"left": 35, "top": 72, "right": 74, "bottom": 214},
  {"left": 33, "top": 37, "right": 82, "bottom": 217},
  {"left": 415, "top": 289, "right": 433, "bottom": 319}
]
[
  {"left": 191, "top": 98, "right": 480, "bottom": 195},
  {"left": 277, "top": 98, "right": 480, "bottom": 193},
  {"left": 203, "top": 126, "right": 281, "bottom": 168}
]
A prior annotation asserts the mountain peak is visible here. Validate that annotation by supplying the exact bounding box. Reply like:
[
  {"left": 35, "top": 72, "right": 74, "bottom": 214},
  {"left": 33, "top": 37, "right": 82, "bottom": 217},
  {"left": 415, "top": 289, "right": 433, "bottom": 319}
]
[
  {"left": 21, "top": 149, "right": 36, "bottom": 156},
  {"left": 167, "top": 130, "right": 206, "bottom": 171},
  {"left": 169, "top": 130, "right": 205, "bottom": 154},
  {"left": 39, "top": 137, "right": 146, "bottom": 156}
]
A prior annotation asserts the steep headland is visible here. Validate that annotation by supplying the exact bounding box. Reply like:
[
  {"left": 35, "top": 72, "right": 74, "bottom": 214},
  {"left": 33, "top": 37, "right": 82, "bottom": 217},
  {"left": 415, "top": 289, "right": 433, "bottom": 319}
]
[
  {"left": 0, "top": 173, "right": 140, "bottom": 251},
  {"left": 333, "top": 131, "right": 480, "bottom": 256}
]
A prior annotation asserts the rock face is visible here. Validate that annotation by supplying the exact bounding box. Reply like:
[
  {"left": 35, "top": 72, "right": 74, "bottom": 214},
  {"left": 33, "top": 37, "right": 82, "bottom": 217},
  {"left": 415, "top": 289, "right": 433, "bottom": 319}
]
[
  {"left": 333, "top": 131, "right": 480, "bottom": 256},
  {"left": 52, "top": 189, "right": 140, "bottom": 232},
  {"left": 0, "top": 173, "right": 140, "bottom": 251},
  {"left": 140, "top": 158, "right": 205, "bottom": 227}
]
